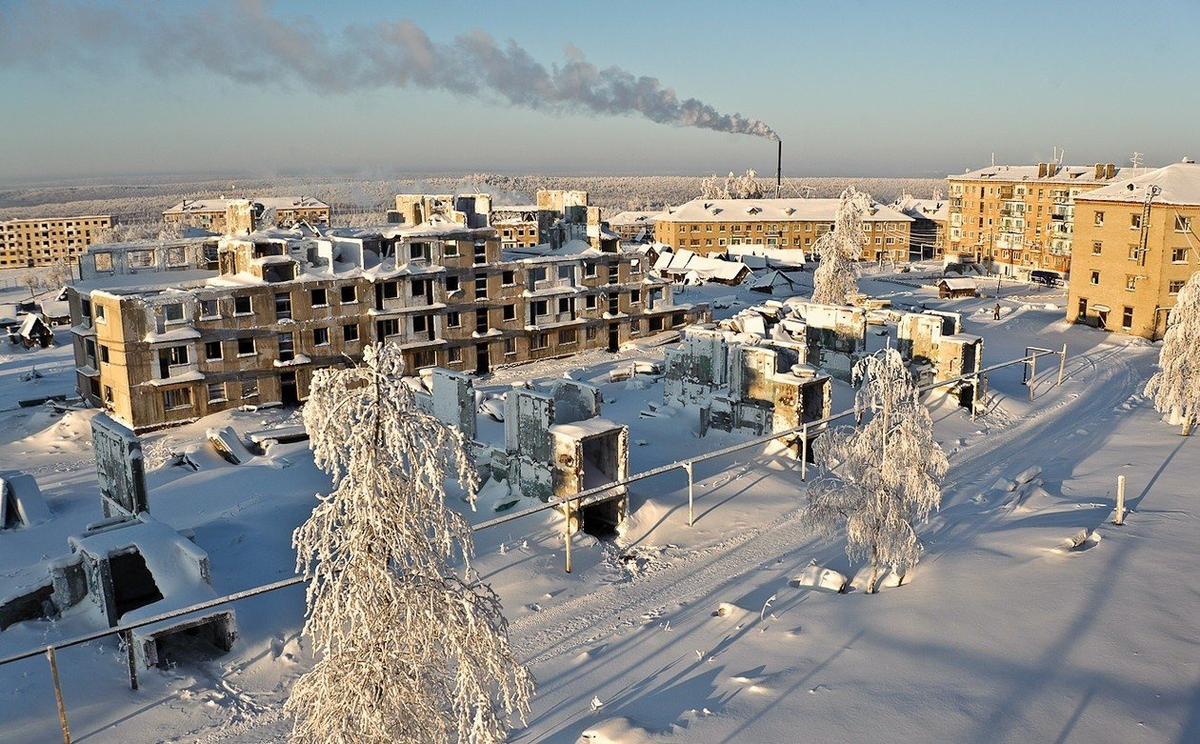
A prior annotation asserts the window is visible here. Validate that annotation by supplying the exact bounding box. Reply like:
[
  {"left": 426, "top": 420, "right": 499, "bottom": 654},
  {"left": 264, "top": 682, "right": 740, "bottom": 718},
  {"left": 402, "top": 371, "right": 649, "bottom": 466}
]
[
  {"left": 313, "top": 327, "right": 329, "bottom": 346},
  {"left": 163, "top": 303, "right": 184, "bottom": 324},
  {"left": 1176, "top": 215, "right": 1192, "bottom": 233},
  {"left": 207, "top": 382, "right": 226, "bottom": 403},
  {"left": 1122, "top": 306, "right": 1134, "bottom": 330},
  {"left": 382, "top": 282, "right": 399, "bottom": 300},
  {"left": 631, "top": 289, "right": 641, "bottom": 305},
  {"left": 531, "top": 333, "right": 548, "bottom": 350},
  {"left": 445, "top": 242, "right": 459, "bottom": 257},
  {"left": 1131, "top": 213, "right": 1142, "bottom": 229},
  {"left": 205, "top": 341, "right": 223, "bottom": 360},
  {"left": 446, "top": 275, "right": 460, "bottom": 293},
  {"left": 502, "top": 304, "right": 516, "bottom": 321},
  {"left": 503, "top": 338, "right": 516, "bottom": 355},
  {"left": 103, "top": 386, "right": 113, "bottom": 404},
  {"left": 1128, "top": 245, "right": 1140, "bottom": 261},
  {"left": 1094, "top": 211, "right": 1104, "bottom": 226},
  {"left": 275, "top": 293, "right": 292, "bottom": 320},
  {"left": 1170, "top": 280, "right": 1185, "bottom": 294},
  {"left": 278, "top": 332, "right": 294, "bottom": 361},
  {"left": 413, "top": 315, "right": 431, "bottom": 335},
  {"left": 241, "top": 380, "right": 259, "bottom": 399},
  {"left": 343, "top": 323, "right": 359, "bottom": 342},
  {"left": 532, "top": 300, "right": 548, "bottom": 316},
  {"left": 163, "top": 388, "right": 192, "bottom": 410},
  {"left": 475, "top": 275, "right": 488, "bottom": 297},
  {"left": 1090, "top": 271, "right": 1100, "bottom": 285},
  {"left": 449, "top": 346, "right": 462, "bottom": 364},
  {"left": 531, "top": 267, "right": 547, "bottom": 283},
  {"left": 234, "top": 296, "right": 252, "bottom": 315},
  {"left": 584, "top": 262, "right": 597, "bottom": 278},
  {"left": 95, "top": 304, "right": 106, "bottom": 323},
  {"left": 1172, "top": 248, "right": 1188, "bottom": 263},
  {"left": 162, "top": 345, "right": 189, "bottom": 366},
  {"left": 237, "top": 337, "right": 256, "bottom": 356},
  {"left": 558, "top": 297, "right": 571, "bottom": 314},
  {"left": 558, "top": 329, "right": 577, "bottom": 346},
  {"left": 1126, "top": 275, "right": 1138, "bottom": 291},
  {"left": 100, "top": 345, "right": 110, "bottom": 364},
  {"left": 200, "top": 299, "right": 219, "bottom": 318},
  {"left": 411, "top": 279, "right": 428, "bottom": 298},
  {"left": 340, "top": 285, "right": 357, "bottom": 304},
  {"left": 311, "top": 288, "right": 328, "bottom": 307},
  {"left": 1091, "top": 241, "right": 1102, "bottom": 256},
  {"left": 377, "top": 318, "right": 399, "bottom": 339},
  {"left": 502, "top": 270, "right": 515, "bottom": 285},
  {"left": 447, "top": 311, "right": 461, "bottom": 328},
  {"left": 128, "top": 250, "right": 154, "bottom": 268},
  {"left": 94, "top": 253, "right": 113, "bottom": 272}
]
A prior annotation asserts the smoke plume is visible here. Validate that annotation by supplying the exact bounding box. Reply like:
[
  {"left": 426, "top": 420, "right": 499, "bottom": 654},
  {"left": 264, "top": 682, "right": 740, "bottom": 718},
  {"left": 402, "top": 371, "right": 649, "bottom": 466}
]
[{"left": 0, "top": 0, "right": 777, "bottom": 140}]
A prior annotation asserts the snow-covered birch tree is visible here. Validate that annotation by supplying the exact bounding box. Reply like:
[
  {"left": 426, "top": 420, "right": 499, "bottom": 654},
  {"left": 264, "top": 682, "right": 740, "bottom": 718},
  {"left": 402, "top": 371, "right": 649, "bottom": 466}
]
[
  {"left": 802, "top": 348, "right": 948, "bottom": 592},
  {"left": 287, "top": 344, "right": 533, "bottom": 743},
  {"left": 1145, "top": 270, "right": 1200, "bottom": 436},
  {"left": 810, "top": 187, "right": 872, "bottom": 306}
]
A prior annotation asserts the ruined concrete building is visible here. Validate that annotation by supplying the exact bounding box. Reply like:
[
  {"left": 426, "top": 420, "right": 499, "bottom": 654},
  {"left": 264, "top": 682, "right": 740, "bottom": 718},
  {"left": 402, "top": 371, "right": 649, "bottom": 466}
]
[
  {"left": 664, "top": 326, "right": 832, "bottom": 443},
  {"left": 163, "top": 196, "right": 331, "bottom": 232},
  {"left": 68, "top": 197, "right": 708, "bottom": 431}
]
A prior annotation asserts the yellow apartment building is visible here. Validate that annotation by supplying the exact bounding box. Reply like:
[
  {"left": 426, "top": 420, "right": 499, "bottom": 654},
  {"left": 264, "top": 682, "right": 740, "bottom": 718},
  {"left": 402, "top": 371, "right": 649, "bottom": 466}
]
[{"left": 1067, "top": 161, "right": 1200, "bottom": 339}]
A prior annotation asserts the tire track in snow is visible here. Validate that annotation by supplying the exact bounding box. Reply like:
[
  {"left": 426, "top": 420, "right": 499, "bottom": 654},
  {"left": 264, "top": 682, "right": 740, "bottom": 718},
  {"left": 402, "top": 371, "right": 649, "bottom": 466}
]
[{"left": 511, "top": 342, "right": 1146, "bottom": 668}]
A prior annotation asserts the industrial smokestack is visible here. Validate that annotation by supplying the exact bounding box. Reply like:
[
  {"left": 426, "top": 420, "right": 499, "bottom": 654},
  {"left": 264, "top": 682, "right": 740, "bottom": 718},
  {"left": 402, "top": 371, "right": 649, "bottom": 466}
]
[
  {"left": 0, "top": 2, "right": 778, "bottom": 142},
  {"left": 776, "top": 140, "right": 783, "bottom": 198}
]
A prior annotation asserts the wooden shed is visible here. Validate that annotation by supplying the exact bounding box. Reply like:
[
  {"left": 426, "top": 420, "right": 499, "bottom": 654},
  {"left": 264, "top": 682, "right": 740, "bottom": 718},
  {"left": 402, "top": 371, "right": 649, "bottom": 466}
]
[{"left": 937, "top": 277, "right": 978, "bottom": 299}]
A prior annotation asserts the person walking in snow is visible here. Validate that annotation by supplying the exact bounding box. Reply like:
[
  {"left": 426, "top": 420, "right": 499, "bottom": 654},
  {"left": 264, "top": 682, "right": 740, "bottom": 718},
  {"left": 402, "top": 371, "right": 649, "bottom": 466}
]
[{"left": 993, "top": 303, "right": 1001, "bottom": 320}]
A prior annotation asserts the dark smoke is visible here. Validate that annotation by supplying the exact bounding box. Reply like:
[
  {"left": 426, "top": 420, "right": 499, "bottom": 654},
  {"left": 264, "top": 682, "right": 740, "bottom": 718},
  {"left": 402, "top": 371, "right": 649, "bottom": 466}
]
[{"left": 0, "top": 0, "right": 778, "bottom": 140}]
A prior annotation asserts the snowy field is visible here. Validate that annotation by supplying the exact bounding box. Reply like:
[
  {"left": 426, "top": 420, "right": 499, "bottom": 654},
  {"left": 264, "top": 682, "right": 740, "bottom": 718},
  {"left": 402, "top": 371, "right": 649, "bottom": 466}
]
[{"left": 1, "top": 266, "right": 1198, "bottom": 743}]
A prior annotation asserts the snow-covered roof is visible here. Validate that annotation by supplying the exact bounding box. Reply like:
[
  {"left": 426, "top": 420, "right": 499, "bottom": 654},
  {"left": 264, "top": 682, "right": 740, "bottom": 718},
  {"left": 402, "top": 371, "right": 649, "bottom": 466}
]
[
  {"left": 1074, "top": 161, "right": 1200, "bottom": 207},
  {"left": 164, "top": 196, "right": 329, "bottom": 214},
  {"left": 748, "top": 269, "right": 797, "bottom": 290},
  {"left": 893, "top": 196, "right": 949, "bottom": 222},
  {"left": 948, "top": 164, "right": 1124, "bottom": 185},
  {"left": 656, "top": 198, "right": 912, "bottom": 224},
  {"left": 607, "top": 210, "right": 662, "bottom": 226},
  {"left": 654, "top": 249, "right": 751, "bottom": 283},
  {"left": 938, "top": 277, "right": 978, "bottom": 291}
]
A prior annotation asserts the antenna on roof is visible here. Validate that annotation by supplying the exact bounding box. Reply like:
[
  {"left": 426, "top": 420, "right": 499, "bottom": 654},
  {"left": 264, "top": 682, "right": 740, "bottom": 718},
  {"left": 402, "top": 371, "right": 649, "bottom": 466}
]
[
  {"left": 1131, "top": 151, "right": 1144, "bottom": 176},
  {"left": 991, "top": 152, "right": 995, "bottom": 167},
  {"left": 776, "top": 140, "right": 783, "bottom": 199},
  {"left": 1052, "top": 146, "right": 1064, "bottom": 166}
]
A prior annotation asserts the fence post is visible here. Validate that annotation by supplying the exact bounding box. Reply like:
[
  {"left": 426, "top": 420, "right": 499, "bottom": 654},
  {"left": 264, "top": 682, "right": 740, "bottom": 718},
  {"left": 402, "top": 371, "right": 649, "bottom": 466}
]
[
  {"left": 1028, "top": 354, "right": 1037, "bottom": 402},
  {"left": 125, "top": 630, "right": 138, "bottom": 691},
  {"left": 1115, "top": 475, "right": 1126, "bottom": 525},
  {"left": 564, "top": 499, "right": 572, "bottom": 574},
  {"left": 800, "top": 423, "right": 808, "bottom": 482},
  {"left": 46, "top": 647, "right": 71, "bottom": 744},
  {"left": 684, "top": 462, "right": 695, "bottom": 526},
  {"left": 1057, "top": 343, "right": 1067, "bottom": 386}
]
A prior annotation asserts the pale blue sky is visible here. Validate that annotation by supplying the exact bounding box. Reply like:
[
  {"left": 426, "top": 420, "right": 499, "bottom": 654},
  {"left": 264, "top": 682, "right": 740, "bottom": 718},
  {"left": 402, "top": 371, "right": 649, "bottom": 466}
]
[{"left": 0, "top": 0, "right": 1195, "bottom": 181}]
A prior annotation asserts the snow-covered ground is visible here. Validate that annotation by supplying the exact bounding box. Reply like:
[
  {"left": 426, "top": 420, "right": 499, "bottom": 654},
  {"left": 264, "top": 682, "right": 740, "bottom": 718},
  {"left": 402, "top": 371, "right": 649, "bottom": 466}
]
[{"left": 2, "top": 266, "right": 1198, "bottom": 743}]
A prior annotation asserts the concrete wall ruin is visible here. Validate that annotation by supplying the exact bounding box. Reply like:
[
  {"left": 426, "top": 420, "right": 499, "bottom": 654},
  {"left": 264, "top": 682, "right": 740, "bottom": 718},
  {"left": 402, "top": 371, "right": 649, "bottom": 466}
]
[
  {"left": 91, "top": 413, "right": 149, "bottom": 518},
  {"left": 431, "top": 368, "right": 477, "bottom": 442}
]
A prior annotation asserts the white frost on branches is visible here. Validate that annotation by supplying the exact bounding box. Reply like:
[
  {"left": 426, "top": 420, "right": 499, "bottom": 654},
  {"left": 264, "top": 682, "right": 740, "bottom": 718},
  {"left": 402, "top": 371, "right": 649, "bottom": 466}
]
[
  {"left": 1145, "top": 271, "right": 1200, "bottom": 435},
  {"left": 802, "top": 349, "right": 948, "bottom": 593},
  {"left": 810, "top": 187, "right": 871, "bottom": 306},
  {"left": 287, "top": 344, "right": 533, "bottom": 743},
  {"left": 699, "top": 170, "right": 765, "bottom": 200}
]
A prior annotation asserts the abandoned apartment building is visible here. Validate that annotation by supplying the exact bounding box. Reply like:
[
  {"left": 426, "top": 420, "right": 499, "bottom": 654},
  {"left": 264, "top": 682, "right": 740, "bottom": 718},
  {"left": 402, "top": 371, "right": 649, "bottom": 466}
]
[{"left": 68, "top": 195, "right": 708, "bottom": 431}]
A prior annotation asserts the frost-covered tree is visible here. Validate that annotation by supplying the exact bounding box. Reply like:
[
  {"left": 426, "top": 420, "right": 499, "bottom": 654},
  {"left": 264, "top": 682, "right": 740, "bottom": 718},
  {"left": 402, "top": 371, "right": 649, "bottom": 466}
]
[
  {"left": 803, "top": 349, "right": 948, "bottom": 592},
  {"left": 19, "top": 271, "right": 42, "bottom": 299},
  {"left": 1145, "top": 270, "right": 1200, "bottom": 435},
  {"left": 287, "top": 344, "right": 533, "bottom": 743},
  {"left": 810, "top": 187, "right": 871, "bottom": 306},
  {"left": 44, "top": 258, "right": 73, "bottom": 290}
]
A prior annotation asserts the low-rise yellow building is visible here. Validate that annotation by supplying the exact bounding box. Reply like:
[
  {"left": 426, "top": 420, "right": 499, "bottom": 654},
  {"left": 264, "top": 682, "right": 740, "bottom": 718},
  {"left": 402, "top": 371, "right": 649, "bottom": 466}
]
[
  {"left": 653, "top": 197, "right": 913, "bottom": 262},
  {"left": 1066, "top": 161, "right": 1200, "bottom": 339}
]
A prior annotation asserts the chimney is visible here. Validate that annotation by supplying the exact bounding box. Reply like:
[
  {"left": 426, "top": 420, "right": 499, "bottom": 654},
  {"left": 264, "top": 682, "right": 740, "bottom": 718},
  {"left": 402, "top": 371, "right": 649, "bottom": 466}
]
[
  {"left": 1106, "top": 163, "right": 1116, "bottom": 178},
  {"left": 1037, "top": 162, "right": 1048, "bottom": 178},
  {"left": 1095, "top": 164, "right": 1105, "bottom": 180}
]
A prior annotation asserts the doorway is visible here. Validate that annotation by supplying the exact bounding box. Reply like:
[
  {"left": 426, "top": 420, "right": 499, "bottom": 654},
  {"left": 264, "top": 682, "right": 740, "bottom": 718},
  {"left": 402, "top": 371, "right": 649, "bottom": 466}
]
[
  {"left": 608, "top": 323, "right": 619, "bottom": 353},
  {"left": 1096, "top": 309, "right": 1108, "bottom": 330},
  {"left": 280, "top": 371, "right": 299, "bottom": 406},
  {"left": 475, "top": 344, "right": 490, "bottom": 375},
  {"left": 109, "top": 550, "right": 164, "bottom": 618}
]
